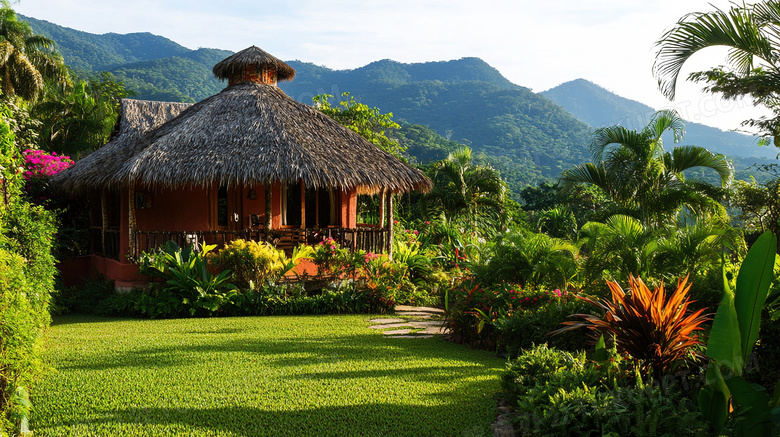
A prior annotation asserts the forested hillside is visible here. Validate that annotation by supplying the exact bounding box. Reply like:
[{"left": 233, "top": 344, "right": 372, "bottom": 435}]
[
  {"left": 280, "top": 59, "right": 592, "bottom": 190},
  {"left": 21, "top": 15, "right": 231, "bottom": 102},
  {"left": 543, "top": 78, "right": 776, "bottom": 159}
]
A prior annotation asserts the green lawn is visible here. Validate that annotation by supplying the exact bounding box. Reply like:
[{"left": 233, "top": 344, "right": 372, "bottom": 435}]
[{"left": 32, "top": 315, "right": 504, "bottom": 436}]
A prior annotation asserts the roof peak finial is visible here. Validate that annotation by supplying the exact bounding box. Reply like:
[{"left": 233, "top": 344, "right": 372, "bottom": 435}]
[{"left": 213, "top": 46, "right": 296, "bottom": 86}]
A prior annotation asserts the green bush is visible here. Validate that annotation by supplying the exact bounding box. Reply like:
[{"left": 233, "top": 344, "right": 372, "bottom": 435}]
[
  {"left": 447, "top": 280, "right": 587, "bottom": 353},
  {"left": 53, "top": 277, "right": 116, "bottom": 315},
  {"left": 494, "top": 297, "right": 591, "bottom": 356},
  {"left": 0, "top": 248, "right": 46, "bottom": 434},
  {"left": 1, "top": 201, "right": 58, "bottom": 309},
  {"left": 0, "top": 198, "right": 57, "bottom": 435},
  {"left": 137, "top": 241, "right": 238, "bottom": 317},
  {"left": 215, "top": 239, "right": 289, "bottom": 288},
  {"left": 225, "top": 282, "right": 393, "bottom": 316},
  {"left": 502, "top": 345, "right": 710, "bottom": 437}
]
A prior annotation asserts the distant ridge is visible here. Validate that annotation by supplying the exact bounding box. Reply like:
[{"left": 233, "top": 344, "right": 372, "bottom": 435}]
[{"left": 542, "top": 79, "right": 776, "bottom": 159}]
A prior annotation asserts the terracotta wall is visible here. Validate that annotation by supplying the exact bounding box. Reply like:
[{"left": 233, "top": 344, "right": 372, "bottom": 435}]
[
  {"left": 341, "top": 188, "right": 357, "bottom": 228},
  {"left": 134, "top": 187, "right": 210, "bottom": 231}
]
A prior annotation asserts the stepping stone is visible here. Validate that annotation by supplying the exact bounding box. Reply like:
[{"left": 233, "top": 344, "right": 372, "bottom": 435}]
[
  {"left": 407, "top": 321, "right": 445, "bottom": 327},
  {"left": 368, "top": 321, "right": 444, "bottom": 330},
  {"left": 394, "top": 311, "right": 436, "bottom": 317},
  {"left": 382, "top": 329, "right": 412, "bottom": 335},
  {"left": 390, "top": 334, "right": 434, "bottom": 339},
  {"left": 368, "top": 318, "right": 405, "bottom": 324},
  {"left": 421, "top": 326, "right": 450, "bottom": 335},
  {"left": 395, "top": 305, "right": 445, "bottom": 314},
  {"left": 413, "top": 306, "right": 446, "bottom": 314}
]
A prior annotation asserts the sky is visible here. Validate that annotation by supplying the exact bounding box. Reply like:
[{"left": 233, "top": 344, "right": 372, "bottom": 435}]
[{"left": 13, "top": 0, "right": 771, "bottom": 134}]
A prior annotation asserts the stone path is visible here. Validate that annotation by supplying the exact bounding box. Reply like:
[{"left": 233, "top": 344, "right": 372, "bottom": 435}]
[{"left": 368, "top": 305, "right": 449, "bottom": 338}]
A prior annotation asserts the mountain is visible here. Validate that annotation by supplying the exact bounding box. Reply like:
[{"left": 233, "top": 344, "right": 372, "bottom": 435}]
[
  {"left": 20, "top": 15, "right": 191, "bottom": 71},
  {"left": 279, "top": 59, "right": 592, "bottom": 191},
  {"left": 542, "top": 78, "right": 776, "bottom": 160},
  {"left": 21, "top": 15, "right": 232, "bottom": 102}
]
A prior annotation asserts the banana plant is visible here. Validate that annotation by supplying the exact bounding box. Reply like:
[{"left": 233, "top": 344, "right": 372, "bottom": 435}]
[{"left": 698, "top": 231, "right": 778, "bottom": 435}]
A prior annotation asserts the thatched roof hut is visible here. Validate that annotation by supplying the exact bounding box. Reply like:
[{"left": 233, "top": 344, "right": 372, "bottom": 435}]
[
  {"left": 54, "top": 99, "right": 191, "bottom": 194},
  {"left": 57, "top": 45, "right": 431, "bottom": 196},
  {"left": 121, "top": 82, "right": 431, "bottom": 194}
]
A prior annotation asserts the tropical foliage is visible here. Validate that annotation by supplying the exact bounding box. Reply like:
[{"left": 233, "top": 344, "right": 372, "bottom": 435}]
[
  {"left": 313, "top": 92, "right": 405, "bottom": 157},
  {"left": 0, "top": 1, "right": 67, "bottom": 101},
  {"left": 501, "top": 344, "right": 709, "bottom": 437},
  {"left": 698, "top": 231, "right": 778, "bottom": 435},
  {"left": 423, "top": 146, "right": 506, "bottom": 237},
  {"left": 654, "top": 0, "right": 780, "bottom": 144},
  {"left": 0, "top": 109, "right": 57, "bottom": 436},
  {"left": 33, "top": 72, "right": 129, "bottom": 156},
  {"left": 554, "top": 276, "right": 709, "bottom": 378},
  {"left": 560, "top": 109, "right": 733, "bottom": 228}
]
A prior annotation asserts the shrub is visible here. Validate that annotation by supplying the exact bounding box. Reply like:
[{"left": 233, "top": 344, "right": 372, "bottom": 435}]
[
  {"left": 215, "top": 239, "right": 289, "bottom": 288},
  {"left": 0, "top": 248, "right": 47, "bottom": 434},
  {"left": 447, "top": 280, "right": 586, "bottom": 353},
  {"left": 137, "top": 241, "right": 238, "bottom": 317},
  {"left": 0, "top": 116, "right": 59, "bottom": 435},
  {"left": 364, "top": 243, "right": 442, "bottom": 307},
  {"left": 224, "top": 282, "right": 393, "bottom": 316},
  {"left": 1, "top": 201, "right": 58, "bottom": 301},
  {"left": 494, "top": 296, "right": 591, "bottom": 356},
  {"left": 555, "top": 275, "right": 709, "bottom": 378},
  {"left": 53, "top": 277, "right": 116, "bottom": 315},
  {"left": 502, "top": 345, "right": 710, "bottom": 437},
  {"left": 311, "top": 237, "right": 356, "bottom": 279}
]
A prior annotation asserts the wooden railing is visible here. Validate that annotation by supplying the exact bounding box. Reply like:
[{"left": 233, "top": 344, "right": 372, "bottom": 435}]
[
  {"left": 89, "top": 227, "right": 121, "bottom": 260},
  {"left": 128, "top": 227, "right": 389, "bottom": 260}
]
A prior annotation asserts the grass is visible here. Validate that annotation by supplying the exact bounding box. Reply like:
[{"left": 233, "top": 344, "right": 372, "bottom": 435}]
[{"left": 31, "top": 314, "right": 504, "bottom": 436}]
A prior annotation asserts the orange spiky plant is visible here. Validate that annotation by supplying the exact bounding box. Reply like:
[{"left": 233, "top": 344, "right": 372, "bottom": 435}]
[{"left": 554, "top": 275, "right": 710, "bottom": 378}]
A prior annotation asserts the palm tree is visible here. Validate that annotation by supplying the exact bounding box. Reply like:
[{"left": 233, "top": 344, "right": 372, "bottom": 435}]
[
  {"left": 537, "top": 205, "right": 577, "bottom": 240},
  {"left": 560, "top": 110, "right": 732, "bottom": 228},
  {"left": 648, "top": 211, "right": 744, "bottom": 281},
  {"left": 0, "top": 2, "right": 66, "bottom": 101},
  {"left": 487, "top": 231, "right": 579, "bottom": 289},
  {"left": 578, "top": 214, "right": 655, "bottom": 287},
  {"left": 654, "top": 1, "right": 780, "bottom": 140},
  {"left": 34, "top": 76, "right": 126, "bottom": 156},
  {"left": 425, "top": 146, "right": 506, "bottom": 236}
]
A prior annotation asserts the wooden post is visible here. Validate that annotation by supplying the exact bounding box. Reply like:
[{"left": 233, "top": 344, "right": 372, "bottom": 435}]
[
  {"left": 300, "top": 182, "right": 306, "bottom": 229},
  {"left": 128, "top": 185, "right": 136, "bottom": 261},
  {"left": 378, "top": 189, "right": 386, "bottom": 228},
  {"left": 101, "top": 190, "right": 108, "bottom": 254},
  {"left": 264, "top": 184, "right": 272, "bottom": 229},
  {"left": 387, "top": 192, "right": 394, "bottom": 260}
]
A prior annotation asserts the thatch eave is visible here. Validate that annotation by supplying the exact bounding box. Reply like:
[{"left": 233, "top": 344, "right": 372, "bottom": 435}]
[
  {"left": 120, "top": 82, "right": 431, "bottom": 194},
  {"left": 51, "top": 99, "right": 192, "bottom": 195}
]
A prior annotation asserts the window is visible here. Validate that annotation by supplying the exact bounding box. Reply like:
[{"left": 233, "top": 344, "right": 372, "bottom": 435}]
[{"left": 217, "top": 186, "right": 229, "bottom": 227}]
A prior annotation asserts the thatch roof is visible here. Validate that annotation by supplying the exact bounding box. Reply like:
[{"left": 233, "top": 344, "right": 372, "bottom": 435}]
[
  {"left": 213, "top": 46, "right": 296, "bottom": 82},
  {"left": 52, "top": 99, "right": 192, "bottom": 194},
  {"left": 120, "top": 82, "right": 431, "bottom": 194}
]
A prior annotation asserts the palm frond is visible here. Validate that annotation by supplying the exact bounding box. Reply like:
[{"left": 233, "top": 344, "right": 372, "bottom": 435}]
[
  {"left": 590, "top": 125, "right": 647, "bottom": 162},
  {"left": 648, "top": 109, "right": 686, "bottom": 143},
  {"left": 666, "top": 145, "right": 733, "bottom": 186},
  {"left": 655, "top": 2, "right": 776, "bottom": 99}
]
